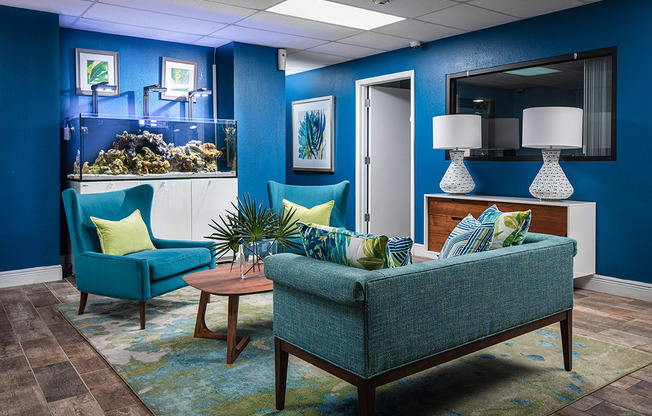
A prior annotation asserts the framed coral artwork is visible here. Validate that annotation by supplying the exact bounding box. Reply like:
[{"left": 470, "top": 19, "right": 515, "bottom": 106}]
[
  {"left": 75, "top": 48, "right": 119, "bottom": 96},
  {"left": 292, "top": 96, "right": 334, "bottom": 172}
]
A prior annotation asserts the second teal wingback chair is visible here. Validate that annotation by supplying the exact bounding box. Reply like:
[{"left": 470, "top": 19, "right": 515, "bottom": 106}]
[
  {"left": 267, "top": 180, "right": 350, "bottom": 254},
  {"left": 62, "top": 184, "right": 215, "bottom": 329}
]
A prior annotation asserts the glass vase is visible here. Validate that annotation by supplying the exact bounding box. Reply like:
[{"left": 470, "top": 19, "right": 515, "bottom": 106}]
[{"left": 238, "top": 239, "right": 276, "bottom": 279}]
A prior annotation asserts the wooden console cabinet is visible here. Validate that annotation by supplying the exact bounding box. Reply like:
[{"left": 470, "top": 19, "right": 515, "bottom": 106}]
[{"left": 424, "top": 194, "right": 596, "bottom": 278}]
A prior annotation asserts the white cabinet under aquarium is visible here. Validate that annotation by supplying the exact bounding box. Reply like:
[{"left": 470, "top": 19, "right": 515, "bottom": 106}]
[{"left": 66, "top": 114, "right": 238, "bottom": 242}]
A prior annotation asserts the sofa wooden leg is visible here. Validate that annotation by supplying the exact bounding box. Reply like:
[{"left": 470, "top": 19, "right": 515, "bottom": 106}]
[
  {"left": 78, "top": 292, "right": 88, "bottom": 315},
  {"left": 560, "top": 309, "right": 573, "bottom": 371},
  {"left": 357, "top": 380, "right": 376, "bottom": 416},
  {"left": 139, "top": 301, "right": 146, "bottom": 330},
  {"left": 275, "top": 337, "right": 288, "bottom": 410}
]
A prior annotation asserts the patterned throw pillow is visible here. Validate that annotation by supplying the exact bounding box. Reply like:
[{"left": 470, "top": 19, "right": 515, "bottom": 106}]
[
  {"left": 478, "top": 205, "right": 532, "bottom": 249},
  {"left": 440, "top": 214, "right": 495, "bottom": 259},
  {"left": 386, "top": 236, "right": 414, "bottom": 268},
  {"left": 297, "top": 223, "right": 388, "bottom": 270}
]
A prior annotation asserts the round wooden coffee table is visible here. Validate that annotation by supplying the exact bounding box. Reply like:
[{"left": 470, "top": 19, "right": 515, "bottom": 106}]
[{"left": 183, "top": 264, "right": 273, "bottom": 364}]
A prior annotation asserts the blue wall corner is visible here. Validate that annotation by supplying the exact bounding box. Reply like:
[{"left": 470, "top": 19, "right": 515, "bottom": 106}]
[
  {"left": 286, "top": 0, "right": 652, "bottom": 284},
  {"left": 216, "top": 43, "right": 234, "bottom": 120},
  {"left": 233, "top": 42, "right": 286, "bottom": 204},
  {"left": 0, "top": 6, "right": 60, "bottom": 272},
  {"left": 60, "top": 28, "right": 215, "bottom": 120}
]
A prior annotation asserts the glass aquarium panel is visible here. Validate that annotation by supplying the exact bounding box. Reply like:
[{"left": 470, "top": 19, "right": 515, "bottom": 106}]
[{"left": 65, "top": 114, "right": 237, "bottom": 180}]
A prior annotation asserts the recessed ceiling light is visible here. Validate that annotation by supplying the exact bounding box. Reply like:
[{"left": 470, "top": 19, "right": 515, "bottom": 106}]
[
  {"left": 504, "top": 67, "right": 561, "bottom": 77},
  {"left": 267, "top": 0, "right": 404, "bottom": 31}
]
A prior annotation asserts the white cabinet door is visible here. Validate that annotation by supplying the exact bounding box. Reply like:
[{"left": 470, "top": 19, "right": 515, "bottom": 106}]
[
  {"left": 73, "top": 180, "right": 140, "bottom": 194},
  {"left": 191, "top": 178, "right": 238, "bottom": 241},
  {"left": 149, "top": 180, "right": 192, "bottom": 240}
]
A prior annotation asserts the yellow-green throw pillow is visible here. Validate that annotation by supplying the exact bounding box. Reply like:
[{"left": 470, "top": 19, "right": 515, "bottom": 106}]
[
  {"left": 282, "top": 199, "right": 334, "bottom": 232},
  {"left": 90, "top": 209, "right": 156, "bottom": 256}
]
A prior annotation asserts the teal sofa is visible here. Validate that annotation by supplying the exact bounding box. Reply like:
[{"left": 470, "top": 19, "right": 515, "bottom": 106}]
[
  {"left": 265, "top": 233, "right": 576, "bottom": 415},
  {"left": 62, "top": 184, "right": 215, "bottom": 329},
  {"left": 266, "top": 180, "right": 350, "bottom": 254}
]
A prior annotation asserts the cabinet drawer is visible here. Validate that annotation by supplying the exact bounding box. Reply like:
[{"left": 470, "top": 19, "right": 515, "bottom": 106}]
[
  {"left": 429, "top": 214, "right": 465, "bottom": 235},
  {"left": 428, "top": 198, "right": 489, "bottom": 218},
  {"left": 491, "top": 202, "right": 567, "bottom": 237},
  {"left": 428, "top": 232, "right": 449, "bottom": 253}
]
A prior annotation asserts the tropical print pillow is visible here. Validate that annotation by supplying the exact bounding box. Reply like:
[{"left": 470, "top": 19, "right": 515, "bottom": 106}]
[
  {"left": 478, "top": 205, "right": 532, "bottom": 249},
  {"left": 440, "top": 214, "right": 495, "bottom": 259},
  {"left": 386, "top": 236, "right": 414, "bottom": 268}
]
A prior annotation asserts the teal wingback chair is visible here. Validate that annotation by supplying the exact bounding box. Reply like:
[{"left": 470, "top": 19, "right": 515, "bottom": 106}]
[
  {"left": 267, "top": 180, "right": 350, "bottom": 254},
  {"left": 62, "top": 184, "right": 215, "bottom": 329}
]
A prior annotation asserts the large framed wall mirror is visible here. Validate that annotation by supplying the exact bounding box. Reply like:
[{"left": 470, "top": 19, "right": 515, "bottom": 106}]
[{"left": 447, "top": 46, "right": 616, "bottom": 161}]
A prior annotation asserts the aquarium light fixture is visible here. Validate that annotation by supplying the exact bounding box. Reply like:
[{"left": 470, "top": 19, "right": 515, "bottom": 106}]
[
  {"left": 91, "top": 82, "right": 117, "bottom": 114},
  {"left": 188, "top": 88, "right": 212, "bottom": 120},
  {"left": 267, "top": 0, "right": 404, "bottom": 30},
  {"left": 143, "top": 84, "right": 167, "bottom": 118}
]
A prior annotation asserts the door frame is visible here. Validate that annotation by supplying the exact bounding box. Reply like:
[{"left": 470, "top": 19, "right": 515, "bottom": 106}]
[{"left": 355, "top": 70, "right": 415, "bottom": 239}]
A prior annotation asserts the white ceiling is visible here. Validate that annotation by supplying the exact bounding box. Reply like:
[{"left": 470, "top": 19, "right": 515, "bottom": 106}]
[{"left": 1, "top": 0, "right": 600, "bottom": 75}]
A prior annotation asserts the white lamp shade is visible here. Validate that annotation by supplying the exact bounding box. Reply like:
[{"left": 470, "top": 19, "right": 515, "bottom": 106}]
[
  {"left": 433, "top": 114, "right": 482, "bottom": 150},
  {"left": 522, "top": 106, "right": 583, "bottom": 149}
]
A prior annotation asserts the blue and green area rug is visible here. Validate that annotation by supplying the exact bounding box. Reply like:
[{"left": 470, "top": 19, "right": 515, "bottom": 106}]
[{"left": 56, "top": 287, "right": 651, "bottom": 416}]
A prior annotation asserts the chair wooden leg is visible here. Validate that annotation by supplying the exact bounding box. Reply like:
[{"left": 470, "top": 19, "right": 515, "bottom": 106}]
[
  {"left": 78, "top": 292, "right": 88, "bottom": 315},
  {"left": 357, "top": 380, "right": 376, "bottom": 416},
  {"left": 139, "top": 301, "right": 146, "bottom": 330},
  {"left": 560, "top": 309, "right": 573, "bottom": 371},
  {"left": 275, "top": 337, "right": 288, "bottom": 410}
]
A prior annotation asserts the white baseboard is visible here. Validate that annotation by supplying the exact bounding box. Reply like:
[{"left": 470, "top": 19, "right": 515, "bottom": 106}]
[
  {"left": 414, "top": 243, "right": 438, "bottom": 260},
  {"left": 573, "top": 274, "right": 651, "bottom": 302},
  {"left": 0, "top": 265, "right": 63, "bottom": 288}
]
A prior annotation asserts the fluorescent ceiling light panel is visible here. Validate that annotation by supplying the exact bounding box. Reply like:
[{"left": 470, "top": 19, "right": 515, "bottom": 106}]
[
  {"left": 267, "top": 0, "right": 404, "bottom": 30},
  {"left": 504, "top": 67, "right": 561, "bottom": 77}
]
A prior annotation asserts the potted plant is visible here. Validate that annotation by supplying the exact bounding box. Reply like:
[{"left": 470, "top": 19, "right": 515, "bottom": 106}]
[{"left": 206, "top": 195, "right": 301, "bottom": 278}]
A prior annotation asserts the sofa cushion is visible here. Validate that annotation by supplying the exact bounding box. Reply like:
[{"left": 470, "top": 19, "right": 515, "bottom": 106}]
[
  {"left": 440, "top": 214, "right": 494, "bottom": 258},
  {"left": 282, "top": 199, "right": 334, "bottom": 233},
  {"left": 297, "top": 223, "right": 388, "bottom": 271},
  {"left": 478, "top": 204, "right": 532, "bottom": 249},
  {"left": 125, "top": 248, "right": 210, "bottom": 281},
  {"left": 386, "top": 236, "right": 414, "bottom": 268},
  {"left": 90, "top": 209, "right": 156, "bottom": 256}
]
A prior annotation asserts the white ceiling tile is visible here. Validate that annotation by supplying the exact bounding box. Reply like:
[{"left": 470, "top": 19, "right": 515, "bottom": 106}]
[
  {"left": 373, "top": 18, "right": 464, "bottom": 42},
  {"left": 96, "top": 0, "right": 256, "bottom": 24},
  {"left": 211, "top": 26, "right": 327, "bottom": 49},
  {"left": 191, "top": 36, "right": 232, "bottom": 48},
  {"left": 70, "top": 17, "right": 205, "bottom": 44},
  {"left": 418, "top": 3, "right": 519, "bottom": 31},
  {"left": 83, "top": 3, "right": 227, "bottom": 36},
  {"left": 236, "top": 11, "right": 363, "bottom": 41},
  {"left": 59, "top": 14, "right": 78, "bottom": 27},
  {"left": 329, "top": 0, "right": 458, "bottom": 18},
  {"left": 288, "top": 50, "right": 349, "bottom": 66},
  {"left": 0, "top": 0, "right": 92, "bottom": 16},
  {"left": 305, "top": 42, "right": 384, "bottom": 59},
  {"left": 468, "top": 0, "right": 584, "bottom": 19},
  {"left": 204, "top": 0, "right": 284, "bottom": 10},
  {"left": 338, "top": 31, "right": 411, "bottom": 51}
]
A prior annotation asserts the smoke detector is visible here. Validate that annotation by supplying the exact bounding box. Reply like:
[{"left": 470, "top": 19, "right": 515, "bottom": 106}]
[{"left": 372, "top": 0, "right": 391, "bottom": 4}]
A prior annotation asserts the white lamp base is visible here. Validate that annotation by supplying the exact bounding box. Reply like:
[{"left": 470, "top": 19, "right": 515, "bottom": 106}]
[
  {"left": 440, "top": 150, "right": 475, "bottom": 195},
  {"left": 529, "top": 149, "right": 574, "bottom": 201}
]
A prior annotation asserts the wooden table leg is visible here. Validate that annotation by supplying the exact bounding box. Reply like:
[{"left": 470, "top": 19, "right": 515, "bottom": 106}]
[{"left": 193, "top": 291, "right": 250, "bottom": 364}]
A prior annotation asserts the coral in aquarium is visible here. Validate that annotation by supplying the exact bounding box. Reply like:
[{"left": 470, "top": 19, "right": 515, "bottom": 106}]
[
  {"left": 82, "top": 131, "right": 222, "bottom": 176},
  {"left": 298, "top": 110, "right": 326, "bottom": 160}
]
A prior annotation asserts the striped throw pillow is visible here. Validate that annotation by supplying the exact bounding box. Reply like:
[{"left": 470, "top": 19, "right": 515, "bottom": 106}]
[{"left": 440, "top": 214, "right": 495, "bottom": 259}]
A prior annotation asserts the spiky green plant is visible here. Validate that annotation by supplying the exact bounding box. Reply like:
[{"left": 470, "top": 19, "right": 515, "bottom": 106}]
[{"left": 206, "top": 194, "right": 302, "bottom": 274}]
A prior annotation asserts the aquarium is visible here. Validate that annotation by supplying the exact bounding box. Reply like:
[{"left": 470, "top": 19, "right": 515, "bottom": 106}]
[{"left": 65, "top": 114, "right": 237, "bottom": 180}]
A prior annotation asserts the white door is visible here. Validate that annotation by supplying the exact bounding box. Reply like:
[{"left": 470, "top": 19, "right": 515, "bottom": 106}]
[{"left": 367, "top": 86, "right": 411, "bottom": 237}]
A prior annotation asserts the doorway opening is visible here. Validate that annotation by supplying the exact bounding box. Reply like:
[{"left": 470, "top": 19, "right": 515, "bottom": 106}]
[{"left": 355, "top": 71, "right": 415, "bottom": 240}]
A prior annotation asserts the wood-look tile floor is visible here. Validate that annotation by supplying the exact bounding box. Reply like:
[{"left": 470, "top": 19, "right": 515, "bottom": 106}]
[{"left": 0, "top": 277, "right": 649, "bottom": 415}]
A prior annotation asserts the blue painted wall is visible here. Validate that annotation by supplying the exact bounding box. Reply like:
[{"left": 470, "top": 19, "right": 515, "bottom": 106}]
[
  {"left": 232, "top": 43, "right": 286, "bottom": 203},
  {"left": 286, "top": 0, "right": 652, "bottom": 284},
  {"left": 60, "top": 29, "right": 214, "bottom": 120},
  {"left": 0, "top": 6, "right": 60, "bottom": 272}
]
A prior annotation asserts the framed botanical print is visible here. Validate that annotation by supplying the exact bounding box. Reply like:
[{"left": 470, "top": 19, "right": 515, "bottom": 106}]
[
  {"left": 161, "top": 57, "right": 198, "bottom": 101},
  {"left": 292, "top": 96, "right": 335, "bottom": 172},
  {"left": 75, "top": 48, "right": 119, "bottom": 96}
]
